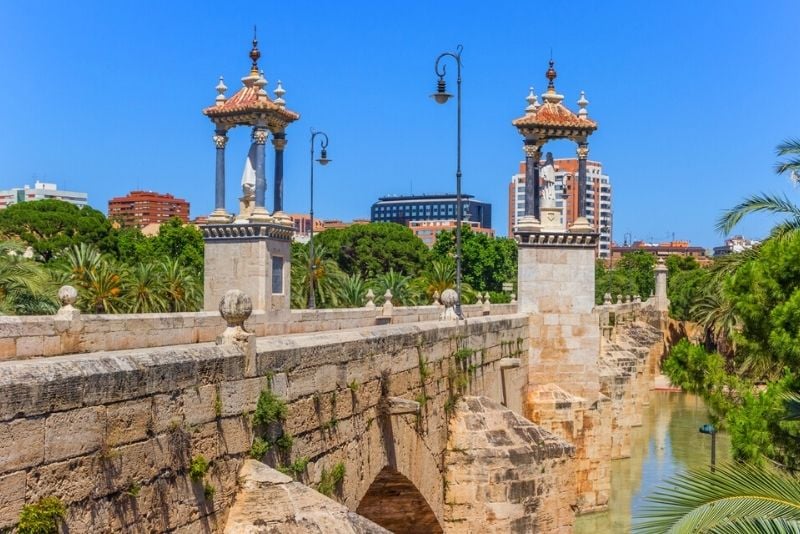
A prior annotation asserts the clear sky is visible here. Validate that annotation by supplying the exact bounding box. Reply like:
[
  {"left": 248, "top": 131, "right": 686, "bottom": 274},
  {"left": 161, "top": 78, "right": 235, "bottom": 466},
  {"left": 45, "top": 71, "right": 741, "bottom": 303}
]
[{"left": 1, "top": 1, "right": 798, "bottom": 247}]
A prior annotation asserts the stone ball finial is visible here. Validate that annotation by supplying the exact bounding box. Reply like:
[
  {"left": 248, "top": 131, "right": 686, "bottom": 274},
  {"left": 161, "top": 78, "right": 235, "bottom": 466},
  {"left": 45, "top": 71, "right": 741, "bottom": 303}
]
[
  {"left": 58, "top": 285, "right": 78, "bottom": 307},
  {"left": 616, "top": 294, "right": 623, "bottom": 304},
  {"left": 219, "top": 289, "right": 252, "bottom": 328},
  {"left": 365, "top": 288, "right": 376, "bottom": 310},
  {"left": 603, "top": 293, "right": 612, "bottom": 305},
  {"left": 432, "top": 290, "right": 441, "bottom": 305},
  {"left": 440, "top": 288, "right": 458, "bottom": 308}
]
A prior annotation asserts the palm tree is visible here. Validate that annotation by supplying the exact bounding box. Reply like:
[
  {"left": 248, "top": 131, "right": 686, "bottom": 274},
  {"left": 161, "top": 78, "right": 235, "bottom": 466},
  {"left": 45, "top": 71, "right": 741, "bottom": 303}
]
[
  {"left": 415, "top": 258, "right": 455, "bottom": 301},
  {"left": 81, "top": 260, "right": 126, "bottom": 314},
  {"left": 717, "top": 139, "right": 800, "bottom": 239},
  {"left": 290, "top": 244, "right": 342, "bottom": 309},
  {"left": 60, "top": 243, "right": 103, "bottom": 290},
  {"left": 634, "top": 463, "right": 800, "bottom": 533},
  {"left": 336, "top": 273, "right": 368, "bottom": 308},
  {"left": 161, "top": 258, "right": 201, "bottom": 312},
  {"left": 0, "top": 242, "right": 56, "bottom": 315},
  {"left": 374, "top": 269, "right": 418, "bottom": 306},
  {"left": 126, "top": 263, "right": 167, "bottom": 313}
]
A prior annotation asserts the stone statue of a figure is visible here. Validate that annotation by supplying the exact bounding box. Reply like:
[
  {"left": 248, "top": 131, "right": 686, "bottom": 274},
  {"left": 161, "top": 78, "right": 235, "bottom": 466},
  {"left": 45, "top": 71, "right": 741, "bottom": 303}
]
[
  {"left": 238, "top": 144, "right": 257, "bottom": 218},
  {"left": 541, "top": 151, "right": 556, "bottom": 208}
]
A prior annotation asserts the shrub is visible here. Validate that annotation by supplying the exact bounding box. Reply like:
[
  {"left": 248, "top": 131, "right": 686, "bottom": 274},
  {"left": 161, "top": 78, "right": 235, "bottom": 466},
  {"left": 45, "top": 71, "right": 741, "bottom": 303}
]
[{"left": 18, "top": 497, "right": 65, "bottom": 534}]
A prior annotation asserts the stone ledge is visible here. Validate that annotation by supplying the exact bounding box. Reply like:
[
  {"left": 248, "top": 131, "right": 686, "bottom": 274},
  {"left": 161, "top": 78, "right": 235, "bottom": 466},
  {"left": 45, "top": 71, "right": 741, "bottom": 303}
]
[
  {"left": 515, "top": 231, "right": 600, "bottom": 248},
  {"left": 202, "top": 223, "right": 293, "bottom": 241}
]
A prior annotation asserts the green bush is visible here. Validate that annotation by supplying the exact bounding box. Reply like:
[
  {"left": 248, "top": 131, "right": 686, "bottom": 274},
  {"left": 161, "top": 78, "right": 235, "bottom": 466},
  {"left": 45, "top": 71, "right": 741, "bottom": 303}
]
[
  {"left": 189, "top": 455, "right": 210, "bottom": 482},
  {"left": 252, "top": 388, "right": 287, "bottom": 427},
  {"left": 18, "top": 497, "right": 65, "bottom": 534}
]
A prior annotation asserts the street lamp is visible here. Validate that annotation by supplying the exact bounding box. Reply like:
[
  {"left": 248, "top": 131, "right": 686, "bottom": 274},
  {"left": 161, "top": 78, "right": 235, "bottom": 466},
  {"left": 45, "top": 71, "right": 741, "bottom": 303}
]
[
  {"left": 432, "top": 44, "right": 464, "bottom": 319},
  {"left": 699, "top": 423, "right": 717, "bottom": 472},
  {"left": 308, "top": 129, "right": 331, "bottom": 309}
]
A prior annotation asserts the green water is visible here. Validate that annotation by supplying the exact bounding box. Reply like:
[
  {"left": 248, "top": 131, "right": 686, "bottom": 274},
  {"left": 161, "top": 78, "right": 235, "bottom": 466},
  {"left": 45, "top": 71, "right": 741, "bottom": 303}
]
[{"left": 574, "top": 392, "right": 731, "bottom": 534}]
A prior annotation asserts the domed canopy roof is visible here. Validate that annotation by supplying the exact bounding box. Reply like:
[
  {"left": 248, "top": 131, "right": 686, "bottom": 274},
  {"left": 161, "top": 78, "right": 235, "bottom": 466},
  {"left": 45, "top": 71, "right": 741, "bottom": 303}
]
[
  {"left": 512, "top": 60, "right": 596, "bottom": 141},
  {"left": 203, "top": 34, "right": 299, "bottom": 131}
]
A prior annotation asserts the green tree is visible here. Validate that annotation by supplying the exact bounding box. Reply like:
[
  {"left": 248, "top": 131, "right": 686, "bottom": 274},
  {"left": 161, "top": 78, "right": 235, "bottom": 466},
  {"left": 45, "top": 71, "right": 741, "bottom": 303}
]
[
  {"left": 374, "top": 269, "right": 418, "bottom": 306},
  {"left": 314, "top": 223, "right": 430, "bottom": 279},
  {"left": 291, "top": 243, "right": 343, "bottom": 309},
  {"left": 430, "top": 226, "right": 517, "bottom": 293},
  {"left": 125, "top": 263, "right": 167, "bottom": 313},
  {"left": 161, "top": 257, "right": 201, "bottom": 312},
  {"left": 0, "top": 200, "right": 116, "bottom": 262},
  {"left": 152, "top": 218, "right": 204, "bottom": 274}
]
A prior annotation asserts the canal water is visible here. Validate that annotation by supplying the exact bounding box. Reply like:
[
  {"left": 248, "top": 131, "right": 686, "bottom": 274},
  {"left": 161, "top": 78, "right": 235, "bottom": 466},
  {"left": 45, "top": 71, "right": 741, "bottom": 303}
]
[{"left": 574, "top": 391, "right": 731, "bottom": 534}]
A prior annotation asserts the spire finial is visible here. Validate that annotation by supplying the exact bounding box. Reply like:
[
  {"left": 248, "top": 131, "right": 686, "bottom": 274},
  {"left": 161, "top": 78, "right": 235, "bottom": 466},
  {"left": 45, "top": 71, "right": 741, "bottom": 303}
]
[
  {"left": 577, "top": 90, "right": 589, "bottom": 118},
  {"left": 525, "top": 86, "right": 539, "bottom": 113},
  {"left": 215, "top": 76, "right": 227, "bottom": 106},
  {"left": 249, "top": 25, "right": 261, "bottom": 73},
  {"left": 274, "top": 80, "right": 286, "bottom": 106},
  {"left": 546, "top": 59, "right": 557, "bottom": 91}
]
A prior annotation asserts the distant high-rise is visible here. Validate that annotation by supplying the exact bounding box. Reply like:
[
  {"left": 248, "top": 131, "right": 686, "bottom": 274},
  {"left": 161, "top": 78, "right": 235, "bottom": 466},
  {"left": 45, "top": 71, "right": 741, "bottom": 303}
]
[
  {"left": 508, "top": 158, "right": 612, "bottom": 257},
  {"left": 0, "top": 181, "right": 88, "bottom": 209},
  {"left": 371, "top": 193, "right": 492, "bottom": 229},
  {"left": 108, "top": 190, "right": 189, "bottom": 228}
]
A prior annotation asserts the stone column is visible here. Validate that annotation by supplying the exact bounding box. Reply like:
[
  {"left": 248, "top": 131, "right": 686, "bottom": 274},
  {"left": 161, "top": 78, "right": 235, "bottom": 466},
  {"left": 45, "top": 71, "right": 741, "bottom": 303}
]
[
  {"left": 208, "top": 129, "right": 230, "bottom": 222},
  {"left": 272, "top": 132, "right": 286, "bottom": 212},
  {"left": 524, "top": 141, "right": 541, "bottom": 219},
  {"left": 570, "top": 141, "right": 593, "bottom": 232},
  {"left": 517, "top": 141, "right": 542, "bottom": 232},
  {"left": 654, "top": 258, "right": 668, "bottom": 312},
  {"left": 577, "top": 142, "right": 588, "bottom": 217},
  {"left": 250, "top": 127, "right": 271, "bottom": 222}
]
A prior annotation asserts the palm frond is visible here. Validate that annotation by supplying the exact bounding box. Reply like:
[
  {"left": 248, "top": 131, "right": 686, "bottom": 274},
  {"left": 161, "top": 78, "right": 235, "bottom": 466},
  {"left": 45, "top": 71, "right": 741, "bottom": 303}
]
[
  {"left": 783, "top": 392, "right": 800, "bottom": 421},
  {"left": 716, "top": 193, "right": 800, "bottom": 235},
  {"left": 634, "top": 463, "right": 800, "bottom": 534},
  {"left": 776, "top": 139, "right": 800, "bottom": 176},
  {"left": 712, "top": 517, "right": 800, "bottom": 534}
]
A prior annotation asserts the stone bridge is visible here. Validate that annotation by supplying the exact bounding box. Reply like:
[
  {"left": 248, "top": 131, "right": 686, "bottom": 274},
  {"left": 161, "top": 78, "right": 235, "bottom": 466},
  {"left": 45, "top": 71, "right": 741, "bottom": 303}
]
[{"left": 0, "top": 232, "right": 669, "bottom": 533}]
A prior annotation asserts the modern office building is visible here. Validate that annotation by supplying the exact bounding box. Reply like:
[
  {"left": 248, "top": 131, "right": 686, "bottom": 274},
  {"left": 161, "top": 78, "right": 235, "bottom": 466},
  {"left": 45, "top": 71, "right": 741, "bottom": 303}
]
[
  {"left": 371, "top": 194, "right": 492, "bottom": 229},
  {"left": 108, "top": 190, "right": 190, "bottom": 228},
  {"left": 0, "top": 181, "right": 88, "bottom": 209},
  {"left": 508, "top": 158, "right": 612, "bottom": 257},
  {"left": 611, "top": 240, "right": 710, "bottom": 265}
]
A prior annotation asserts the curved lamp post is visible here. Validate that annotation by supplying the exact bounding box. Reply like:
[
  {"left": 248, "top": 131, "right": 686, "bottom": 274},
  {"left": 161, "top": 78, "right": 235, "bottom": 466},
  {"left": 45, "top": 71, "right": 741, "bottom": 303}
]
[
  {"left": 431, "top": 44, "right": 464, "bottom": 319},
  {"left": 308, "top": 129, "right": 331, "bottom": 309}
]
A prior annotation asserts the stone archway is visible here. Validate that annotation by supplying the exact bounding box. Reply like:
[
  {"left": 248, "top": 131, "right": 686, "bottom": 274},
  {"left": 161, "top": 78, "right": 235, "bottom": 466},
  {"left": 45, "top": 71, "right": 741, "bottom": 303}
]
[{"left": 356, "top": 467, "right": 443, "bottom": 534}]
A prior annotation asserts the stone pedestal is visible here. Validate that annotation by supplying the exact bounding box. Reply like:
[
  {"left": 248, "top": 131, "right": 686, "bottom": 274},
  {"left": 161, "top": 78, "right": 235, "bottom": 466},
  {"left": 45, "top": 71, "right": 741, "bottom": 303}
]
[
  {"left": 202, "top": 223, "right": 292, "bottom": 316},
  {"left": 516, "top": 229, "right": 611, "bottom": 513},
  {"left": 539, "top": 206, "right": 565, "bottom": 232}
]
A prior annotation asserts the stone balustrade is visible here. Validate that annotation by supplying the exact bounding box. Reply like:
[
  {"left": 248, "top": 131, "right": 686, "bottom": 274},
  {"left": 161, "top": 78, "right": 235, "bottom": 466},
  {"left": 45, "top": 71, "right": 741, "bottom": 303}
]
[{"left": 0, "top": 286, "right": 517, "bottom": 362}]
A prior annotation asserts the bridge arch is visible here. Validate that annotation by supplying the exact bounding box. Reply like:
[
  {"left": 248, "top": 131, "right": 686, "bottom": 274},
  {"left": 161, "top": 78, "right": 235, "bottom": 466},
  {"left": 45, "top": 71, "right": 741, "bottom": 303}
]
[{"left": 356, "top": 466, "right": 443, "bottom": 533}]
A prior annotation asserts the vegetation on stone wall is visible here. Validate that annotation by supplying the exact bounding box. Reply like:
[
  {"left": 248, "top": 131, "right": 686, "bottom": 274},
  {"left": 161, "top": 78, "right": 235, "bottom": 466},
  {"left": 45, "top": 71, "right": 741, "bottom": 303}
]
[{"left": 17, "top": 496, "right": 66, "bottom": 534}]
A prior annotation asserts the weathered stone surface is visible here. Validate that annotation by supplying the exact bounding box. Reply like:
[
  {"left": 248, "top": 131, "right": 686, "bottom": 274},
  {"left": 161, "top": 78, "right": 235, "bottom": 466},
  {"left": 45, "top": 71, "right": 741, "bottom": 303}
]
[
  {"left": 225, "top": 460, "right": 390, "bottom": 533},
  {"left": 106, "top": 398, "right": 152, "bottom": 447},
  {"left": 0, "top": 470, "right": 25, "bottom": 529},
  {"left": 45, "top": 406, "right": 106, "bottom": 462},
  {"left": 0, "top": 417, "right": 44, "bottom": 474}
]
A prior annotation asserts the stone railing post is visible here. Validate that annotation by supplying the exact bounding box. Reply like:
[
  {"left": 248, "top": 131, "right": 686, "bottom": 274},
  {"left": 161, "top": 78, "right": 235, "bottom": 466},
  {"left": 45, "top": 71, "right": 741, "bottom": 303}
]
[
  {"left": 510, "top": 292, "right": 517, "bottom": 304},
  {"left": 381, "top": 290, "right": 393, "bottom": 318},
  {"left": 440, "top": 288, "right": 458, "bottom": 321},
  {"left": 217, "top": 289, "right": 256, "bottom": 377},
  {"left": 482, "top": 292, "right": 491, "bottom": 315},
  {"left": 364, "top": 289, "right": 375, "bottom": 310},
  {"left": 654, "top": 258, "right": 669, "bottom": 312},
  {"left": 432, "top": 290, "right": 441, "bottom": 307},
  {"left": 54, "top": 285, "right": 82, "bottom": 353}
]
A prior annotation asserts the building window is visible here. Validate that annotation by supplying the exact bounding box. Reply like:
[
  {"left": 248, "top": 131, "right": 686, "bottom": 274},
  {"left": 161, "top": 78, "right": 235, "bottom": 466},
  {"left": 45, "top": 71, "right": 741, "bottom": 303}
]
[{"left": 271, "top": 257, "right": 284, "bottom": 294}]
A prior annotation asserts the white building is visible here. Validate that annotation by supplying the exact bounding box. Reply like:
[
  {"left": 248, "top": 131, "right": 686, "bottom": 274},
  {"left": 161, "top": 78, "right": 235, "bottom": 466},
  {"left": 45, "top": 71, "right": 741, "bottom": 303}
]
[
  {"left": 508, "top": 158, "right": 612, "bottom": 257},
  {"left": 0, "top": 181, "right": 88, "bottom": 209}
]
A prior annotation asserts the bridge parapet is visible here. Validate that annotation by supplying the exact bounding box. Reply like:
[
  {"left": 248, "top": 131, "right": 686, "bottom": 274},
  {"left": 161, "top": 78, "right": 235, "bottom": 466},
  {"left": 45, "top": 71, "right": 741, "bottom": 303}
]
[{"left": 0, "top": 284, "right": 517, "bottom": 362}]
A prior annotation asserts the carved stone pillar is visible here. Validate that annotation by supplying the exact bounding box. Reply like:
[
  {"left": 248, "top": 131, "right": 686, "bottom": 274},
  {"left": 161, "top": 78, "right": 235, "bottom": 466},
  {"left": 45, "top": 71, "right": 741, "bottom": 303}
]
[
  {"left": 570, "top": 141, "right": 593, "bottom": 233},
  {"left": 208, "top": 129, "right": 230, "bottom": 223},
  {"left": 516, "top": 141, "right": 542, "bottom": 233},
  {"left": 271, "top": 132, "right": 292, "bottom": 226},
  {"left": 250, "top": 127, "right": 271, "bottom": 222}
]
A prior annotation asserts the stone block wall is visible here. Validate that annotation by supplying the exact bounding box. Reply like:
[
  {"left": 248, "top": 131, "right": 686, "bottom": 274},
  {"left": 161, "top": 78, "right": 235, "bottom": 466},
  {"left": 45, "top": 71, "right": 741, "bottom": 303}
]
[
  {"left": 445, "top": 396, "right": 576, "bottom": 533},
  {"left": 0, "top": 314, "right": 532, "bottom": 533}
]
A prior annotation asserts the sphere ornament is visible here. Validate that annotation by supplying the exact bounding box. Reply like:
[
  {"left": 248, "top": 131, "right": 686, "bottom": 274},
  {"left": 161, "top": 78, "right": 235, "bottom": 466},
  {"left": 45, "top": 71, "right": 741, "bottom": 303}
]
[
  {"left": 219, "top": 289, "right": 253, "bottom": 328},
  {"left": 440, "top": 288, "right": 458, "bottom": 308},
  {"left": 58, "top": 285, "right": 78, "bottom": 307}
]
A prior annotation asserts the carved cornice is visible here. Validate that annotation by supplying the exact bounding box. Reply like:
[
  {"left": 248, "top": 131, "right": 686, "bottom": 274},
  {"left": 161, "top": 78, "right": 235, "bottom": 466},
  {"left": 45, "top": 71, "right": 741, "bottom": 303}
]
[
  {"left": 514, "top": 231, "right": 599, "bottom": 249},
  {"left": 201, "top": 223, "right": 293, "bottom": 241}
]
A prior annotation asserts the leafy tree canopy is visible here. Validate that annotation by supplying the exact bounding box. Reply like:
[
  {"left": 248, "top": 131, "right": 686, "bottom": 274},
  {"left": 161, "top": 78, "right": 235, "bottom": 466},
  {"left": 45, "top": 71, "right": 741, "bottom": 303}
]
[
  {"left": 0, "top": 200, "right": 116, "bottom": 261},
  {"left": 430, "top": 226, "right": 517, "bottom": 293},
  {"left": 313, "top": 223, "right": 430, "bottom": 279}
]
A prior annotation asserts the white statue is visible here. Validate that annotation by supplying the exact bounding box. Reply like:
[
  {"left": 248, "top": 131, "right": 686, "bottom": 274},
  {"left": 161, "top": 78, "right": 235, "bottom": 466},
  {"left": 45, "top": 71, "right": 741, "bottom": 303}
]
[
  {"left": 540, "top": 151, "right": 556, "bottom": 208},
  {"left": 238, "top": 144, "right": 257, "bottom": 218}
]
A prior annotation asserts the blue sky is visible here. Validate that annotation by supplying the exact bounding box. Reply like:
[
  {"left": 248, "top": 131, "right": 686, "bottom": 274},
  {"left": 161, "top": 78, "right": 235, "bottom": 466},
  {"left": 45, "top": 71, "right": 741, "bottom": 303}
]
[{"left": 1, "top": 1, "right": 798, "bottom": 247}]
